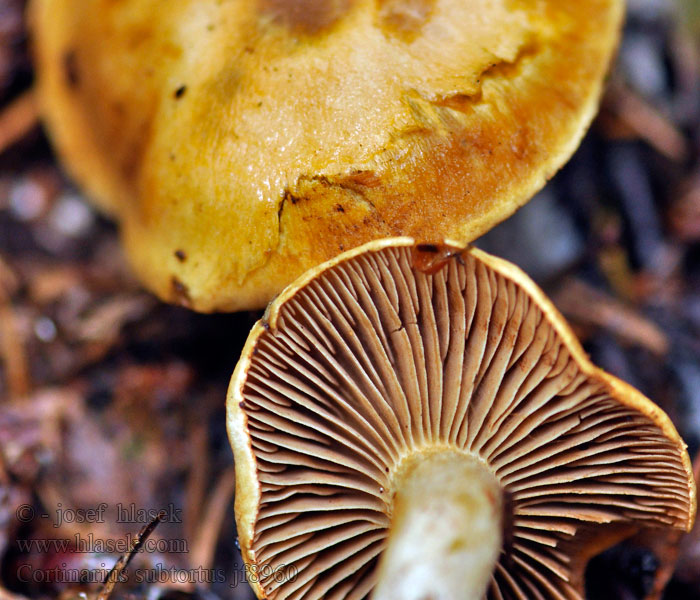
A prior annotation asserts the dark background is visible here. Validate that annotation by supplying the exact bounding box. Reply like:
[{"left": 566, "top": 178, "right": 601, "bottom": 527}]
[{"left": 0, "top": 1, "right": 699, "bottom": 598}]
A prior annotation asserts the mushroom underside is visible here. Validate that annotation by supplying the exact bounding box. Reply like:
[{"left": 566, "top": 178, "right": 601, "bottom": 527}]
[{"left": 232, "top": 242, "right": 693, "bottom": 600}]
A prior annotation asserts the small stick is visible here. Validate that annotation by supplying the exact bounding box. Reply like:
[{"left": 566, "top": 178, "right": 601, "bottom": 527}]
[
  {"left": 0, "top": 256, "right": 30, "bottom": 401},
  {"left": 554, "top": 278, "right": 669, "bottom": 356},
  {"left": 184, "top": 422, "right": 209, "bottom": 543},
  {"left": 603, "top": 81, "right": 687, "bottom": 162},
  {"left": 95, "top": 511, "right": 166, "bottom": 600},
  {"left": 0, "top": 91, "right": 39, "bottom": 155},
  {"left": 189, "top": 466, "right": 236, "bottom": 571}
]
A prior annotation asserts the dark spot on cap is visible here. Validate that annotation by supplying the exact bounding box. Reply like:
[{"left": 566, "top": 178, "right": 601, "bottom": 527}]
[
  {"left": 259, "top": 0, "right": 354, "bottom": 35},
  {"left": 335, "top": 204, "right": 345, "bottom": 213},
  {"left": 174, "top": 249, "right": 187, "bottom": 262},
  {"left": 174, "top": 85, "right": 187, "bottom": 99},
  {"left": 412, "top": 243, "right": 461, "bottom": 274},
  {"left": 171, "top": 276, "right": 192, "bottom": 308},
  {"left": 283, "top": 189, "right": 303, "bottom": 205},
  {"left": 63, "top": 50, "right": 80, "bottom": 87},
  {"left": 377, "top": 0, "right": 436, "bottom": 42}
]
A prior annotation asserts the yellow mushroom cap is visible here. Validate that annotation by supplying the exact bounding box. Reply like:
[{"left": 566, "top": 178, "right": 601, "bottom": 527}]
[
  {"left": 31, "top": 0, "right": 623, "bottom": 312},
  {"left": 227, "top": 238, "right": 696, "bottom": 599}
]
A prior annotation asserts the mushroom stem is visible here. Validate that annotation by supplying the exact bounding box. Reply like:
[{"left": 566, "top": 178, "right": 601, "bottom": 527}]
[{"left": 373, "top": 450, "right": 503, "bottom": 600}]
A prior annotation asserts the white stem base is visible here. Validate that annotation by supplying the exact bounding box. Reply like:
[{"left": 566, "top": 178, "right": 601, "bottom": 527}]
[{"left": 373, "top": 451, "right": 503, "bottom": 600}]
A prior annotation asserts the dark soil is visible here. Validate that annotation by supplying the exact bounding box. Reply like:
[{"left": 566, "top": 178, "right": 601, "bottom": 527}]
[{"left": 0, "top": 1, "right": 699, "bottom": 599}]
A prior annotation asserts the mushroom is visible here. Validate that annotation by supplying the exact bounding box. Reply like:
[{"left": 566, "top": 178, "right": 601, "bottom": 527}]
[
  {"left": 30, "top": 0, "right": 623, "bottom": 312},
  {"left": 227, "top": 238, "right": 696, "bottom": 600}
]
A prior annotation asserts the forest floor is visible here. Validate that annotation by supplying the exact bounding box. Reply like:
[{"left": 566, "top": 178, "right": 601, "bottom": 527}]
[{"left": 1, "top": 1, "right": 700, "bottom": 599}]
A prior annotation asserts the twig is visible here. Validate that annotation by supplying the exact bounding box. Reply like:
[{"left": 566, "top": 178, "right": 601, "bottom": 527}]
[
  {"left": 0, "top": 256, "right": 30, "bottom": 401},
  {"left": 602, "top": 81, "right": 688, "bottom": 162},
  {"left": 96, "top": 511, "right": 165, "bottom": 600},
  {"left": 189, "top": 466, "right": 236, "bottom": 572},
  {"left": 184, "top": 422, "right": 209, "bottom": 543},
  {"left": 0, "top": 91, "right": 39, "bottom": 155},
  {"left": 554, "top": 278, "right": 669, "bottom": 356}
]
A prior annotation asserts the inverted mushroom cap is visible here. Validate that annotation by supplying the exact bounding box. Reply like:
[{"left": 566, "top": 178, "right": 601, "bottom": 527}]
[
  {"left": 227, "top": 238, "right": 696, "bottom": 600},
  {"left": 31, "top": 0, "right": 623, "bottom": 312}
]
